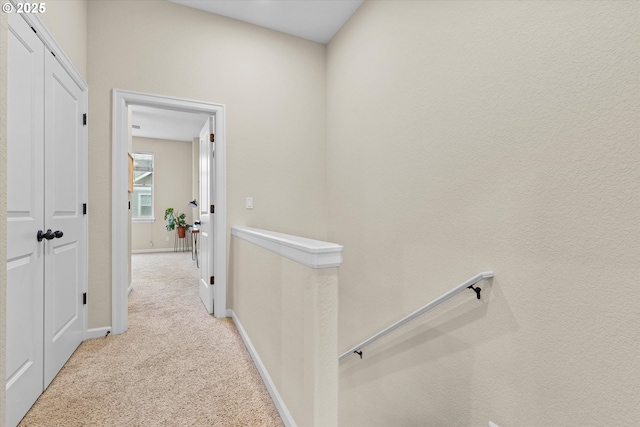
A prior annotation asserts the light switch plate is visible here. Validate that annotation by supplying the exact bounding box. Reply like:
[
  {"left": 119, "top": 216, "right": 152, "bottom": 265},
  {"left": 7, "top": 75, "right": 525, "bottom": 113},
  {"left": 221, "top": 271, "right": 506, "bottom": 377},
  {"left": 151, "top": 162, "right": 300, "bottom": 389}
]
[{"left": 246, "top": 197, "right": 253, "bottom": 209}]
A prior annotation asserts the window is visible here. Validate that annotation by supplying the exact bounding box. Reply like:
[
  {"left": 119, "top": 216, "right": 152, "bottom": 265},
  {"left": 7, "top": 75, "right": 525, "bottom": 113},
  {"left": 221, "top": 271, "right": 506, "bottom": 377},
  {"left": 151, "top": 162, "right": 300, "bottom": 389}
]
[{"left": 131, "top": 152, "right": 154, "bottom": 221}]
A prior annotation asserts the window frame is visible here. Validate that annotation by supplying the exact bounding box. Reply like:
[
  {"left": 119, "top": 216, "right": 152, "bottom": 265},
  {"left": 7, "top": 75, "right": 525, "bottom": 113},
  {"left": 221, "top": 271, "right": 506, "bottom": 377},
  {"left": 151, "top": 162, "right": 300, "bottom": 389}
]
[{"left": 131, "top": 151, "right": 155, "bottom": 223}]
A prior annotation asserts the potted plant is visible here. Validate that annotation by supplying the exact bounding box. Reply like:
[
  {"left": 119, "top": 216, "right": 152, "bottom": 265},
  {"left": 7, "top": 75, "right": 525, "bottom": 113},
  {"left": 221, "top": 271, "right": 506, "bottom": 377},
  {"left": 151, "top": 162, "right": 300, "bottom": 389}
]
[{"left": 164, "top": 207, "right": 191, "bottom": 238}]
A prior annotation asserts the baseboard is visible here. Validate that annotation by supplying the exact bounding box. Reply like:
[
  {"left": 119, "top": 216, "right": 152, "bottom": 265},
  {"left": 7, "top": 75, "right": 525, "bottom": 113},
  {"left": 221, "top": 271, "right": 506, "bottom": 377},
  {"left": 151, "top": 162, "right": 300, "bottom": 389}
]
[
  {"left": 131, "top": 248, "right": 192, "bottom": 254},
  {"left": 230, "top": 310, "right": 296, "bottom": 427},
  {"left": 85, "top": 326, "right": 112, "bottom": 340}
]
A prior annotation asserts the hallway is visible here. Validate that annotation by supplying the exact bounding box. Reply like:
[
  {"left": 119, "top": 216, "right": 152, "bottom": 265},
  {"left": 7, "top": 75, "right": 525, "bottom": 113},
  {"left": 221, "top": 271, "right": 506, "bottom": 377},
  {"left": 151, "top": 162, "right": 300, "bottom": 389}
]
[{"left": 19, "top": 253, "right": 283, "bottom": 426}]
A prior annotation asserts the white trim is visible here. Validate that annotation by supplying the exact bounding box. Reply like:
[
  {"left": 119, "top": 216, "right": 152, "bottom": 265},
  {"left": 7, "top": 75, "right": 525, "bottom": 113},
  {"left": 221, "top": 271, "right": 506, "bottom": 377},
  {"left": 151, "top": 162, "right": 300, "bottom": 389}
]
[
  {"left": 231, "top": 226, "right": 343, "bottom": 269},
  {"left": 131, "top": 218, "right": 155, "bottom": 223},
  {"left": 112, "top": 89, "right": 227, "bottom": 335},
  {"left": 213, "top": 109, "right": 227, "bottom": 318},
  {"left": 85, "top": 327, "right": 112, "bottom": 340},
  {"left": 112, "top": 90, "right": 129, "bottom": 335},
  {"left": 230, "top": 310, "right": 296, "bottom": 427},
  {"left": 9, "top": 1, "right": 87, "bottom": 90},
  {"left": 131, "top": 248, "right": 191, "bottom": 254}
]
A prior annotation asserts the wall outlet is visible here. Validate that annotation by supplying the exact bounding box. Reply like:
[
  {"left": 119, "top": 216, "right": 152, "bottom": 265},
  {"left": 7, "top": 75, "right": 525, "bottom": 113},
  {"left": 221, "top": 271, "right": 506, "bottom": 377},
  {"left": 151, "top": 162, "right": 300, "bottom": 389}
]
[{"left": 165, "top": 236, "right": 170, "bottom": 242}]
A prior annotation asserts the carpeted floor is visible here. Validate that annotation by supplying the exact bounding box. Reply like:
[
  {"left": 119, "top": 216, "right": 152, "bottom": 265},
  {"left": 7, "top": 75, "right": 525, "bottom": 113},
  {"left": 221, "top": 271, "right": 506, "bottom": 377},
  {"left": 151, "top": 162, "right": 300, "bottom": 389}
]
[{"left": 19, "top": 252, "right": 284, "bottom": 427}]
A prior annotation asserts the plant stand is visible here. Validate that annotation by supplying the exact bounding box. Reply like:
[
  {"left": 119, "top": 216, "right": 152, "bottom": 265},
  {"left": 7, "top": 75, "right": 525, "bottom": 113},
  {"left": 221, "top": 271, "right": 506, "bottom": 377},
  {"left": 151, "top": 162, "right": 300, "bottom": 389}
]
[
  {"left": 190, "top": 227, "right": 200, "bottom": 268},
  {"left": 174, "top": 232, "right": 188, "bottom": 252}
]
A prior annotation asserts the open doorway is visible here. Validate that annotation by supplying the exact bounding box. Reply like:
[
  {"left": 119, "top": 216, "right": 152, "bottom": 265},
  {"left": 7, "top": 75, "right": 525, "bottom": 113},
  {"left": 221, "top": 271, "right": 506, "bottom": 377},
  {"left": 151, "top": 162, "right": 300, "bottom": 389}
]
[
  {"left": 128, "top": 106, "right": 207, "bottom": 257},
  {"left": 112, "top": 89, "right": 227, "bottom": 335},
  {"left": 127, "top": 105, "right": 207, "bottom": 293}
]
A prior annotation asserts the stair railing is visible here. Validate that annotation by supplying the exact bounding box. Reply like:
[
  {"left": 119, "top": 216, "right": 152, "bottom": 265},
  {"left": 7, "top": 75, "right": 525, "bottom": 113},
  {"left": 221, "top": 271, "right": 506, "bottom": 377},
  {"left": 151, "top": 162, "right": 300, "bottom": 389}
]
[{"left": 339, "top": 271, "right": 494, "bottom": 361}]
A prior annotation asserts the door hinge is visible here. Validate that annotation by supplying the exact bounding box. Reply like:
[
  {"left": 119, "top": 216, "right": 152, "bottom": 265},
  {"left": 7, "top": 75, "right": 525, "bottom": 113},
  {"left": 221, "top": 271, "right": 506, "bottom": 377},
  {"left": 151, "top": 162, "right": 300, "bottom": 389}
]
[
  {"left": 83, "top": 203, "right": 87, "bottom": 215},
  {"left": 51, "top": 50, "right": 56, "bottom": 57},
  {"left": 128, "top": 201, "right": 131, "bottom": 210},
  {"left": 210, "top": 205, "right": 215, "bottom": 214},
  {"left": 83, "top": 293, "right": 87, "bottom": 305},
  {"left": 210, "top": 133, "right": 214, "bottom": 143},
  {"left": 83, "top": 113, "right": 87, "bottom": 126},
  {"left": 31, "top": 27, "right": 37, "bottom": 34},
  {"left": 210, "top": 276, "right": 215, "bottom": 285}
]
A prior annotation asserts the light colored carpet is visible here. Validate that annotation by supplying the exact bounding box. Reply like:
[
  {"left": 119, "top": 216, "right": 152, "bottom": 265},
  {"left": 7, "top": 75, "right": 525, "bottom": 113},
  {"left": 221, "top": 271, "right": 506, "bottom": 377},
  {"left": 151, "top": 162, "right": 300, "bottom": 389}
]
[{"left": 19, "top": 252, "right": 284, "bottom": 427}]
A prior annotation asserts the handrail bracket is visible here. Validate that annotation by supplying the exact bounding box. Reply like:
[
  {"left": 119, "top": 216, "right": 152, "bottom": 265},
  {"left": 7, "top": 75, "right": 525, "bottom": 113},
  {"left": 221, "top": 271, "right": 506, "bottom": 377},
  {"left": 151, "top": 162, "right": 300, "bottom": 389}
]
[{"left": 467, "top": 284, "right": 482, "bottom": 299}]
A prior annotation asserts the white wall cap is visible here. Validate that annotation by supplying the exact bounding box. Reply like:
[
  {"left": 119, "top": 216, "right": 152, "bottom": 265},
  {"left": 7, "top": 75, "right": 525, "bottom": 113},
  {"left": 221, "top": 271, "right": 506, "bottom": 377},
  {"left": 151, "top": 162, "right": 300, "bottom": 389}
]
[{"left": 231, "top": 226, "right": 343, "bottom": 269}]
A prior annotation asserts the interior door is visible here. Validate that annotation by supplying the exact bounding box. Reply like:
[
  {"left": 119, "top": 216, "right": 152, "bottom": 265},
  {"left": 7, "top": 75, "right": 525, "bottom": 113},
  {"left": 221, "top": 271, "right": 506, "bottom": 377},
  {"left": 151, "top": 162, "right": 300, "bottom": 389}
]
[
  {"left": 43, "top": 47, "right": 86, "bottom": 387},
  {"left": 198, "top": 117, "right": 215, "bottom": 314},
  {"left": 6, "top": 13, "right": 46, "bottom": 427}
]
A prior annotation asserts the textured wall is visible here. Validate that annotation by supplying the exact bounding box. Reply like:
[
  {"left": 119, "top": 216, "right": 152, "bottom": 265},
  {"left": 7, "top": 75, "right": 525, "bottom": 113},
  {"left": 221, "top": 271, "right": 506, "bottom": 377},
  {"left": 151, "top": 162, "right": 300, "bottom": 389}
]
[
  {"left": 87, "top": 0, "right": 327, "bottom": 328},
  {"left": 131, "top": 137, "right": 194, "bottom": 251},
  {"left": 230, "top": 236, "right": 338, "bottom": 426},
  {"left": 39, "top": 0, "right": 87, "bottom": 78},
  {"left": 327, "top": 1, "right": 640, "bottom": 425},
  {"left": 0, "top": 11, "right": 8, "bottom": 427}
]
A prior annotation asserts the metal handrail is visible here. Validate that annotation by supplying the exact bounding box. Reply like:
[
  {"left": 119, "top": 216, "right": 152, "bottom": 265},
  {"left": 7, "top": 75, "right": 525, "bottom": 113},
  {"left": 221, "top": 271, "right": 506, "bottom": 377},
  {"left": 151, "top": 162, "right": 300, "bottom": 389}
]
[{"left": 339, "top": 271, "right": 494, "bottom": 361}]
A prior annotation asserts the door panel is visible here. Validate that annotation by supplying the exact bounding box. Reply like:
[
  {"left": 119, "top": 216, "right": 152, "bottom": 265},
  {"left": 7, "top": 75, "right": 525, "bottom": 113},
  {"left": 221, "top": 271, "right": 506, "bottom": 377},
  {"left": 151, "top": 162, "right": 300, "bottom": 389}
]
[
  {"left": 199, "top": 117, "right": 215, "bottom": 314},
  {"left": 6, "top": 255, "right": 43, "bottom": 427},
  {"left": 51, "top": 243, "right": 79, "bottom": 338},
  {"left": 50, "top": 76, "right": 79, "bottom": 212},
  {"left": 43, "top": 50, "right": 85, "bottom": 388},
  {"left": 6, "top": 13, "right": 45, "bottom": 427}
]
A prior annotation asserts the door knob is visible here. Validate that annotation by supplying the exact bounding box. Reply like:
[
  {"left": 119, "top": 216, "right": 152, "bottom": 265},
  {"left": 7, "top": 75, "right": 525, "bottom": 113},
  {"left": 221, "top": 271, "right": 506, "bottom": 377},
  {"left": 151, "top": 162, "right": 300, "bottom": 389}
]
[
  {"left": 54, "top": 230, "right": 63, "bottom": 238},
  {"left": 37, "top": 229, "right": 55, "bottom": 241}
]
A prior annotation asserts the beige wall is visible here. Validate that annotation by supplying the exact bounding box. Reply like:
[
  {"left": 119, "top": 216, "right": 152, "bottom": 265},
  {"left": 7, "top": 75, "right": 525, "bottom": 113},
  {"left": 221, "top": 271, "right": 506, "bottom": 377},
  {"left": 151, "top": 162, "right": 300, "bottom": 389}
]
[
  {"left": 4, "top": 0, "right": 638, "bottom": 424},
  {"left": 39, "top": 0, "right": 87, "bottom": 79},
  {"left": 0, "top": 11, "right": 7, "bottom": 427},
  {"left": 87, "top": 0, "right": 327, "bottom": 328},
  {"left": 328, "top": 1, "right": 640, "bottom": 426},
  {"left": 231, "top": 236, "right": 338, "bottom": 426},
  {"left": 131, "top": 137, "right": 194, "bottom": 251}
]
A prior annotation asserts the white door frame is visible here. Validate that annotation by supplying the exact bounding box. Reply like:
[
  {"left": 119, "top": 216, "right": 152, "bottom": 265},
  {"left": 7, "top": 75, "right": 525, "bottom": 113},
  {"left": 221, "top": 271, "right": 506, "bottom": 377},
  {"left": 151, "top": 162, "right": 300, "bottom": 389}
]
[{"left": 111, "top": 89, "right": 227, "bottom": 335}]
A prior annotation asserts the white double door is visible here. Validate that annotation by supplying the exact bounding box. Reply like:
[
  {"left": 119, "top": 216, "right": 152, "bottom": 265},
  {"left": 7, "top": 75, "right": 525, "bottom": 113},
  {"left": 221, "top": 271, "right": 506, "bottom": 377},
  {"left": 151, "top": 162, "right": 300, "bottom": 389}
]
[{"left": 6, "top": 14, "right": 87, "bottom": 427}]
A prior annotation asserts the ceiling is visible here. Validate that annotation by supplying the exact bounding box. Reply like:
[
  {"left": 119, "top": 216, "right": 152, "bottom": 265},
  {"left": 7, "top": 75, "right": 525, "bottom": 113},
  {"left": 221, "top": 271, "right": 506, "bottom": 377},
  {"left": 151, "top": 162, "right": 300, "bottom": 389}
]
[
  {"left": 169, "top": 0, "right": 364, "bottom": 44},
  {"left": 130, "top": 105, "right": 209, "bottom": 142}
]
